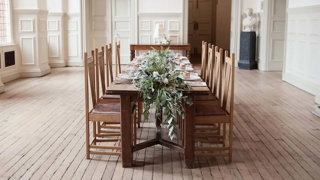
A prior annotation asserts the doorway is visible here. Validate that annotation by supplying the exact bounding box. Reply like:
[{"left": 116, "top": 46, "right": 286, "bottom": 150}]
[
  {"left": 188, "top": 0, "right": 232, "bottom": 64},
  {"left": 188, "top": 0, "right": 213, "bottom": 64}
]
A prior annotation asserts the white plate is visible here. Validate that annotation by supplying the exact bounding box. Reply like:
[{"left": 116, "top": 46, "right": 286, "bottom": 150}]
[
  {"left": 179, "top": 74, "right": 201, "bottom": 81},
  {"left": 175, "top": 67, "right": 194, "bottom": 71},
  {"left": 176, "top": 56, "right": 188, "bottom": 60},
  {"left": 176, "top": 60, "right": 190, "bottom": 65},
  {"left": 185, "top": 81, "right": 207, "bottom": 87},
  {"left": 118, "top": 74, "right": 135, "bottom": 80}
]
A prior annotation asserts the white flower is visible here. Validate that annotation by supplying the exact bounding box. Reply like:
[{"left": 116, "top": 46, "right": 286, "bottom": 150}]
[
  {"left": 153, "top": 71, "right": 159, "bottom": 77},
  {"left": 163, "top": 78, "right": 169, "bottom": 84}
]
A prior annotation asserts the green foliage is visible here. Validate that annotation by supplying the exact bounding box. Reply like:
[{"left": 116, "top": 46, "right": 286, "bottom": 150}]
[{"left": 134, "top": 47, "right": 192, "bottom": 140}]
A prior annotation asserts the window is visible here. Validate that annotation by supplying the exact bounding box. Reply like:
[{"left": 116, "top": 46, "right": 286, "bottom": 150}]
[{"left": 0, "top": 0, "right": 12, "bottom": 44}]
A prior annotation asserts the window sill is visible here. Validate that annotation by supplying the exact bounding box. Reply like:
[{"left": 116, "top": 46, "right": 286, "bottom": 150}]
[{"left": 0, "top": 43, "right": 17, "bottom": 48}]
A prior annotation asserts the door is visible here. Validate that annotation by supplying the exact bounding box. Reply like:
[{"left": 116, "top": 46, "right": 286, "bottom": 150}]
[
  {"left": 112, "top": 0, "right": 134, "bottom": 64},
  {"left": 188, "top": 0, "right": 212, "bottom": 56},
  {"left": 266, "top": 0, "right": 286, "bottom": 71}
]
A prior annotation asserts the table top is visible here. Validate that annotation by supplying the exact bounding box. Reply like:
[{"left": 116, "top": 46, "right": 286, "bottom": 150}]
[
  {"left": 106, "top": 83, "right": 209, "bottom": 95},
  {"left": 130, "top": 44, "right": 191, "bottom": 50}
]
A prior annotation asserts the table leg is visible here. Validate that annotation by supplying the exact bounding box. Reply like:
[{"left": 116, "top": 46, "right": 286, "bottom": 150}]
[
  {"left": 156, "top": 108, "right": 162, "bottom": 140},
  {"left": 121, "top": 95, "right": 133, "bottom": 167},
  {"left": 184, "top": 95, "right": 195, "bottom": 168}
]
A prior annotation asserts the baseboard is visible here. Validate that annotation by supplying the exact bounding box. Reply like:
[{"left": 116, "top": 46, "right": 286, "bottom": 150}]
[
  {"left": 49, "top": 60, "right": 67, "bottom": 68},
  {"left": 20, "top": 65, "right": 51, "bottom": 78},
  {"left": 312, "top": 105, "right": 320, "bottom": 118},
  {"left": 0, "top": 82, "right": 4, "bottom": 93},
  {"left": 316, "top": 95, "right": 320, "bottom": 105},
  {"left": 283, "top": 72, "right": 320, "bottom": 96},
  {"left": 1, "top": 71, "right": 20, "bottom": 83},
  {"left": 67, "top": 61, "right": 83, "bottom": 67}
]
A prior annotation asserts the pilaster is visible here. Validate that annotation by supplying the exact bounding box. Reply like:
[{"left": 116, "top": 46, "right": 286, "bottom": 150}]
[{"left": 14, "top": 9, "right": 51, "bottom": 77}]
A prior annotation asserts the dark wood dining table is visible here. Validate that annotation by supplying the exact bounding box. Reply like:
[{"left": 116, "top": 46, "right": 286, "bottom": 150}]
[
  {"left": 130, "top": 44, "right": 191, "bottom": 61},
  {"left": 106, "top": 83, "right": 209, "bottom": 168}
]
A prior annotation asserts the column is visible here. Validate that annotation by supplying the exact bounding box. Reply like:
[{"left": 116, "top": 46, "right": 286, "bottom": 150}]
[{"left": 13, "top": 0, "right": 51, "bottom": 77}]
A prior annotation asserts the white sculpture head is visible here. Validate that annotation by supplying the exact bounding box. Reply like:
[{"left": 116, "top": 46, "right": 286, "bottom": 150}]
[
  {"left": 243, "top": 8, "right": 257, "bottom": 32},
  {"left": 245, "top": 8, "right": 254, "bottom": 17}
]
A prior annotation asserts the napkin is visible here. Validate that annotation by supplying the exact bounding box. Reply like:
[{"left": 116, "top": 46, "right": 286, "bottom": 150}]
[{"left": 185, "top": 81, "right": 207, "bottom": 87}]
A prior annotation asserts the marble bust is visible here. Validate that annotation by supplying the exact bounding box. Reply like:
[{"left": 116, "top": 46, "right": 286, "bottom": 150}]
[{"left": 243, "top": 8, "right": 257, "bottom": 32}]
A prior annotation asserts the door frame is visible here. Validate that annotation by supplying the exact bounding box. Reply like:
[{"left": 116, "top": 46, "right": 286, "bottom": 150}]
[{"left": 81, "top": 0, "right": 138, "bottom": 64}]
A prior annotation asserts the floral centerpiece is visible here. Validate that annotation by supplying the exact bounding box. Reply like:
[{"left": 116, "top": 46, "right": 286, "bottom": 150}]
[{"left": 134, "top": 47, "right": 192, "bottom": 140}]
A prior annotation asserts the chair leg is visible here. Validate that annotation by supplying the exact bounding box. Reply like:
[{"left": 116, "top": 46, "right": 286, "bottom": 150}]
[
  {"left": 97, "top": 122, "right": 101, "bottom": 135},
  {"left": 229, "top": 122, "right": 233, "bottom": 163},
  {"left": 86, "top": 117, "right": 90, "bottom": 159},
  {"left": 133, "top": 110, "right": 137, "bottom": 145},
  {"left": 93, "top": 122, "right": 97, "bottom": 145},
  {"left": 223, "top": 123, "right": 226, "bottom": 147}
]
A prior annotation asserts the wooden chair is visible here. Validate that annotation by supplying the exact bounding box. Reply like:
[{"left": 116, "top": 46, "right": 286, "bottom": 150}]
[
  {"left": 84, "top": 51, "right": 136, "bottom": 158},
  {"left": 114, "top": 41, "right": 143, "bottom": 128},
  {"left": 96, "top": 46, "right": 119, "bottom": 103},
  {"left": 195, "top": 45, "right": 223, "bottom": 102},
  {"left": 194, "top": 51, "right": 235, "bottom": 162},
  {"left": 200, "top": 41, "right": 208, "bottom": 80},
  {"left": 102, "top": 45, "right": 139, "bottom": 144}
]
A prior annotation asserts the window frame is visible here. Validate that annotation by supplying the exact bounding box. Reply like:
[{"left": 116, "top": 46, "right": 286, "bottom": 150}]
[{"left": 0, "top": 0, "right": 14, "bottom": 46}]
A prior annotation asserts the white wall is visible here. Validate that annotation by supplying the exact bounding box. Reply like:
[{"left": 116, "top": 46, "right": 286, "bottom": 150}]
[
  {"left": 241, "top": 0, "right": 261, "bottom": 12},
  {"left": 283, "top": 4, "right": 320, "bottom": 105},
  {"left": 288, "top": 0, "right": 320, "bottom": 8},
  {"left": 139, "top": 0, "right": 182, "bottom": 13},
  {"left": 13, "top": 0, "right": 38, "bottom": 9}
]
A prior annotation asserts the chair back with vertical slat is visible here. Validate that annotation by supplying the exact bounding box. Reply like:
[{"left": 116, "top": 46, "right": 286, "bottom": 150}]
[
  {"left": 200, "top": 41, "right": 208, "bottom": 79},
  {"left": 213, "top": 47, "right": 223, "bottom": 100},
  {"left": 221, "top": 51, "right": 235, "bottom": 114},
  {"left": 106, "top": 44, "right": 114, "bottom": 86},
  {"left": 115, "top": 41, "right": 121, "bottom": 77},
  {"left": 207, "top": 44, "right": 215, "bottom": 91},
  {"left": 84, "top": 51, "right": 97, "bottom": 113},
  {"left": 205, "top": 44, "right": 213, "bottom": 86},
  {"left": 97, "top": 47, "right": 106, "bottom": 94}
]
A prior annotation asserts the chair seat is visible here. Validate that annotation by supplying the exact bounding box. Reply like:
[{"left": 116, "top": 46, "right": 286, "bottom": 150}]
[
  {"left": 195, "top": 103, "right": 227, "bottom": 116},
  {"left": 102, "top": 94, "right": 120, "bottom": 99},
  {"left": 195, "top": 93, "right": 217, "bottom": 101},
  {"left": 91, "top": 103, "right": 121, "bottom": 114}
]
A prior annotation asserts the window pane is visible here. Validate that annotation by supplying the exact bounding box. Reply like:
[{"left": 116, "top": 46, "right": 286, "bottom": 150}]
[{"left": 0, "top": 0, "right": 10, "bottom": 44}]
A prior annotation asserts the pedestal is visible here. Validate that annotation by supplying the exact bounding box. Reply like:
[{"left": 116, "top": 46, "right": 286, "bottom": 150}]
[{"left": 238, "top": 31, "right": 257, "bottom": 69}]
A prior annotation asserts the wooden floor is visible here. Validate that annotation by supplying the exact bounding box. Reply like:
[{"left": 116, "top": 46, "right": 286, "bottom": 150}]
[{"left": 0, "top": 67, "right": 320, "bottom": 180}]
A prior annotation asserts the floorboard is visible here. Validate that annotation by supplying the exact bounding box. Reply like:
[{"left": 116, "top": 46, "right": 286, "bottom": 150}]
[{"left": 0, "top": 67, "right": 319, "bottom": 180}]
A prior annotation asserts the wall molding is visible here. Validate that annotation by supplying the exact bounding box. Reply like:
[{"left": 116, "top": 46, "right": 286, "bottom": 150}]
[
  {"left": 19, "top": 19, "right": 34, "bottom": 33},
  {"left": 283, "top": 4, "right": 320, "bottom": 105},
  {"left": 14, "top": 9, "right": 48, "bottom": 14},
  {"left": 283, "top": 72, "right": 320, "bottom": 98},
  {"left": 20, "top": 37, "right": 35, "bottom": 65},
  {"left": 287, "top": 5, "right": 320, "bottom": 13}
]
